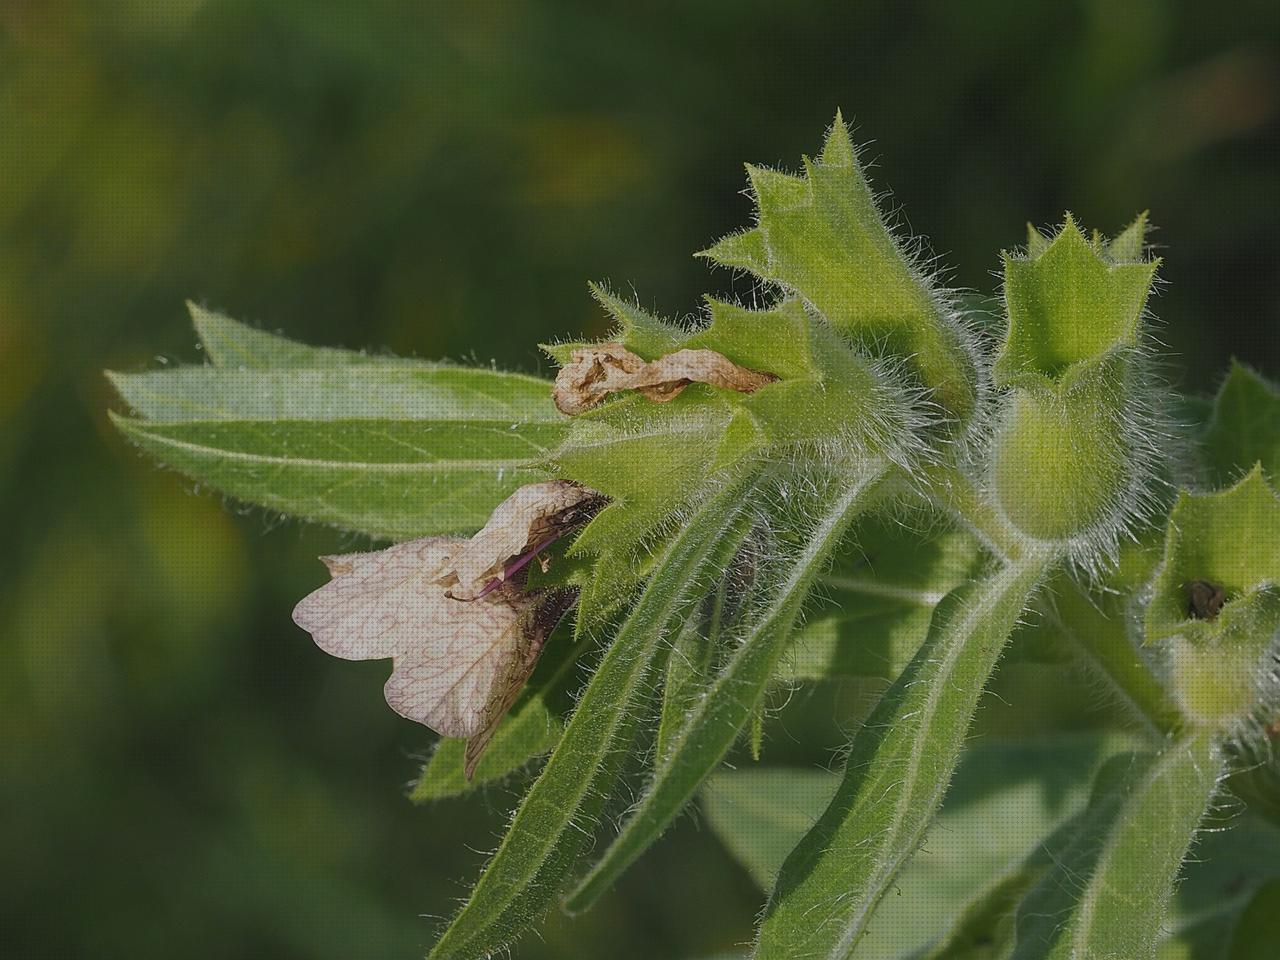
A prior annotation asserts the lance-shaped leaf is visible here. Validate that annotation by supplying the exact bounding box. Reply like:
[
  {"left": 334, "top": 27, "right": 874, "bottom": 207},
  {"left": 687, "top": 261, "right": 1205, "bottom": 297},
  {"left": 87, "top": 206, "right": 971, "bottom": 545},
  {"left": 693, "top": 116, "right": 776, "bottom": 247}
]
[
  {"left": 411, "top": 698, "right": 561, "bottom": 801},
  {"left": 189, "top": 301, "right": 397, "bottom": 368},
  {"left": 1009, "top": 730, "right": 1225, "bottom": 960},
  {"left": 109, "top": 308, "right": 570, "bottom": 538},
  {"left": 1223, "top": 878, "right": 1280, "bottom": 959},
  {"left": 1203, "top": 361, "right": 1280, "bottom": 486},
  {"left": 111, "top": 416, "right": 563, "bottom": 539},
  {"left": 779, "top": 515, "right": 987, "bottom": 683},
  {"left": 755, "top": 543, "right": 1058, "bottom": 960},
  {"left": 699, "top": 113, "right": 976, "bottom": 420},
  {"left": 565, "top": 462, "right": 892, "bottom": 912},
  {"left": 702, "top": 735, "right": 1124, "bottom": 958},
  {"left": 108, "top": 364, "right": 561, "bottom": 423},
  {"left": 426, "top": 469, "right": 763, "bottom": 960}
]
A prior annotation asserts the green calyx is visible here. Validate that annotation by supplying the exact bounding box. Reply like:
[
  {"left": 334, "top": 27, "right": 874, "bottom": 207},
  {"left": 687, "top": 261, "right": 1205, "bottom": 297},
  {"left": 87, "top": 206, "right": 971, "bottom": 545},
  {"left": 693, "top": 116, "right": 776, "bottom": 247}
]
[
  {"left": 699, "top": 112, "right": 977, "bottom": 422},
  {"left": 545, "top": 290, "right": 912, "bottom": 628},
  {"left": 992, "top": 358, "right": 1132, "bottom": 541},
  {"left": 1147, "top": 466, "right": 1280, "bottom": 727},
  {"left": 1147, "top": 466, "right": 1280, "bottom": 642},
  {"left": 997, "top": 214, "right": 1157, "bottom": 388},
  {"left": 992, "top": 215, "right": 1160, "bottom": 543}
]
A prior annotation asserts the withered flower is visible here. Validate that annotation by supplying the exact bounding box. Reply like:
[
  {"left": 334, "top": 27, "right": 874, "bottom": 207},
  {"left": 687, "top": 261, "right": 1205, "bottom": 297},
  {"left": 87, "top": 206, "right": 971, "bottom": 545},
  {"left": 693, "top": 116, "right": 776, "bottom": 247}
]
[
  {"left": 292, "top": 481, "right": 601, "bottom": 777},
  {"left": 552, "top": 343, "right": 776, "bottom": 415}
]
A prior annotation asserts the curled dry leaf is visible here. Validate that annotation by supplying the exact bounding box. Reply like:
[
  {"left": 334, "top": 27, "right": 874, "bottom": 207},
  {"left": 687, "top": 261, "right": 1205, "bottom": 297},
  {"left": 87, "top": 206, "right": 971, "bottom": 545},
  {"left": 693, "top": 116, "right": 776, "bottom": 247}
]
[
  {"left": 292, "top": 481, "right": 601, "bottom": 777},
  {"left": 553, "top": 343, "right": 777, "bottom": 415}
]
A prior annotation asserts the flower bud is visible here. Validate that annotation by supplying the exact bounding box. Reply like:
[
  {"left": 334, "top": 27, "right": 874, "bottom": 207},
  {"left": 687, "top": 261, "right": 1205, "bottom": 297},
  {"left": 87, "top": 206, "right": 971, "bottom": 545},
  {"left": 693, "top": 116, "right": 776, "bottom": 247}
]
[{"left": 990, "top": 215, "right": 1161, "bottom": 551}]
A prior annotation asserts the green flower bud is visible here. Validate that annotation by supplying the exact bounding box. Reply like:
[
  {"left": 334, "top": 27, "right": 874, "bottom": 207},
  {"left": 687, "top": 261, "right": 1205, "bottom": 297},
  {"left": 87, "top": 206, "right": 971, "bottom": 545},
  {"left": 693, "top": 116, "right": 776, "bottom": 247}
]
[
  {"left": 991, "top": 215, "right": 1161, "bottom": 551},
  {"left": 1146, "top": 467, "right": 1280, "bottom": 730}
]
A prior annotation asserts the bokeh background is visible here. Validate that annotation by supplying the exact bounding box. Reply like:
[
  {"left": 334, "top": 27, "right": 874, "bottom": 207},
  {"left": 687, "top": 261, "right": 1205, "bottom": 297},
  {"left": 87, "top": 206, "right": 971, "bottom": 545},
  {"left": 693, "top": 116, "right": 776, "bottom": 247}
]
[{"left": 3, "top": 2, "right": 1279, "bottom": 957}]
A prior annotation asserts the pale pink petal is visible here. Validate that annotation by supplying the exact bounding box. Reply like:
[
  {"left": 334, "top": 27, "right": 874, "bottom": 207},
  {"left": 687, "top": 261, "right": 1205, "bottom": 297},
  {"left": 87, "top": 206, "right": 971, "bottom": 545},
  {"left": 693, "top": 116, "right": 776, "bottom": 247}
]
[{"left": 292, "top": 537, "right": 461, "bottom": 661}]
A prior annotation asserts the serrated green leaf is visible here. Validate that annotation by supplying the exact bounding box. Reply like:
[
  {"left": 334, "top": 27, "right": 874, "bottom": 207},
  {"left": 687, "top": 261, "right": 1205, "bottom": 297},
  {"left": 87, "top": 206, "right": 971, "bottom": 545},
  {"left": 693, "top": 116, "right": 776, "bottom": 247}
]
[
  {"left": 112, "top": 415, "right": 560, "bottom": 538},
  {"left": 779, "top": 516, "right": 987, "bottom": 682},
  {"left": 565, "top": 462, "right": 892, "bottom": 912},
  {"left": 426, "top": 470, "right": 763, "bottom": 960},
  {"left": 188, "top": 302, "right": 389, "bottom": 368},
  {"left": 1010, "top": 731, "right": 1224, "bottom": 960},
  {"left": 997, "top": 215, "right": 1158, "bottom": 385},
  {"left": 755, "top": 544, "right": 1058, "bottom": 960},
  {"left": 107, "top": 364, "right": 561, "bottom": 423},
  {"left": 1204, "top": 362, "right": 1280, "bottom": 486},
  {"left": 700, "top": 115, "right": 975, "bottom": 419}
]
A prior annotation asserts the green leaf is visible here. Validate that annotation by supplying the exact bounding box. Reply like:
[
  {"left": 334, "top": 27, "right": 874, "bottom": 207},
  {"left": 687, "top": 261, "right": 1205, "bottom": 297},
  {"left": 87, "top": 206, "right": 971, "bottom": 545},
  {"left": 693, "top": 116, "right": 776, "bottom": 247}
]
[
  {"left": 1035, "top": 563, "right": 1184, "bottom": 735},
  {"left": 1203, "top": 362, "right": 1280, "bottom": 486},
  {"left": 565, "top": 462, "right": 892, "bottom": 912},
  {"left": 779, "top": 515, "right": 987, "bottom": 683},
  {"left": 915, "top": 868, "right": 1041, "bottom": 960},
  {"left": 997, "top": 215, "right": 1158, "bottom": 386},
  {"left": 755, "top": 543, "right": 1058, "bottom": 960},
  {"left": 107, "top": 364, "right": 562, "bottom": 423},
  {"left": 655, "top": 606, "right": 723, "bottom": 765},
  {"left": 1010, "top": 730, "right": 1225, "bottom": 960},
  {"left": 1158, "top": 812, "right": 1280, "bottom": 958},
  {"left": 698, "top": 113, "right": 976, "bottom": 420},
  {"left": 703, "top": 735, "right": 1125, "bottom": 957},
  {"left": 702, "top": 768, "right": 839, "bottom": 891},
  {"left": 426, "top": 470, "right": 764, "bottom": 960},
  {"left": 111, "top": 415, "right": 561, "bottom": 539},
  {"left": 188, "top": 301, "right": 393, "bottom": 368},
  {"left": 411, "top": 702, "right": 561, "bottom": 802},
  {"left": 1225, "top": 878, "right": 1280, "bottom": 959}
]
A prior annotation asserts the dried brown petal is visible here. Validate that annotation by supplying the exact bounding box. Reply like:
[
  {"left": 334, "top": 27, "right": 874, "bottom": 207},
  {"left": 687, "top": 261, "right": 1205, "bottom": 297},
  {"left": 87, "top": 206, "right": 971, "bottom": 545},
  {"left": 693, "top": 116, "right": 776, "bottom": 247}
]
[
  {"left": 552, "top": 343, "right": 776, "bottom": 415},
  {"left": 445, "top": 480, "right": 603, "bottom": 600}
]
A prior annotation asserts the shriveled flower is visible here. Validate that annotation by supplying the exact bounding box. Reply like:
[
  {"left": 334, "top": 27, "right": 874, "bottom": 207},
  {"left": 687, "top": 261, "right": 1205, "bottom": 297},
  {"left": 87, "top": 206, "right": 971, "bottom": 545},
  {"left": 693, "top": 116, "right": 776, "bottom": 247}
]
[
  {"left": 292, "top": 481, "right": 601, "bottom": 777},
  {"left": 552, "top": 342, "right": 776, "bottom": 415},
  {"left": 446, "top": 480, "right": 603, "bottom": 600}
]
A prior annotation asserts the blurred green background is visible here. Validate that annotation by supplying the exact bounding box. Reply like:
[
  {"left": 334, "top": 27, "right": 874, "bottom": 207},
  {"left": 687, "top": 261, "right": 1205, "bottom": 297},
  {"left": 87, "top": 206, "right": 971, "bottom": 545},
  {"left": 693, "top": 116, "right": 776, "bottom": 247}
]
[{"left": 2, "top": 2, "right": 1278, "bottom": 957}]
